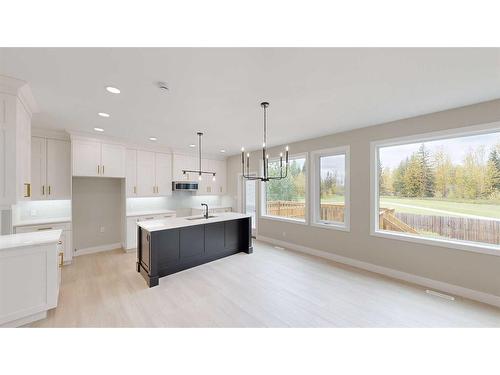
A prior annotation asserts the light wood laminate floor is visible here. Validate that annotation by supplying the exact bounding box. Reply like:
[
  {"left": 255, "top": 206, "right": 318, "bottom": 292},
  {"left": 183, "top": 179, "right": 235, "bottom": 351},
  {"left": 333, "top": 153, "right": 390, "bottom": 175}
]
[{"left": 30, "top": 241, "right": 500, "bottom": 327}]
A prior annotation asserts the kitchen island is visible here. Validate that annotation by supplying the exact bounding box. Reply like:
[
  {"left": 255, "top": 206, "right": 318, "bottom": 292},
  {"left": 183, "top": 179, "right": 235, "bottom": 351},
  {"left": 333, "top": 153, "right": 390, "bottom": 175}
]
[{"left": 136, "top": 212, "right": 252, "bottom": 287}]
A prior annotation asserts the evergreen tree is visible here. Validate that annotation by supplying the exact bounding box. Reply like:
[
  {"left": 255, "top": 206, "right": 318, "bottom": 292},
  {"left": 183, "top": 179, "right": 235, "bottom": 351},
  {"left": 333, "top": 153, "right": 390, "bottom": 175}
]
[
  {"left": 392, "top": 158, "right": 408, "bottom": 196},
  {"left": 416, "top": 143, "right": 435, "bottom": 197}
]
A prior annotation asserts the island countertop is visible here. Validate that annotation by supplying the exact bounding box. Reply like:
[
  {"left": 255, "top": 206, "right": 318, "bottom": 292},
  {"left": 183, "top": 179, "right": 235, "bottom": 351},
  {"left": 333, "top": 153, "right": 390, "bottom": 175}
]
[
  {"left": 137, "top": 212, "right": 251, "bottom": 232},
  {"left": 0, "top": 229, "right": 63, "bottom": 251}
]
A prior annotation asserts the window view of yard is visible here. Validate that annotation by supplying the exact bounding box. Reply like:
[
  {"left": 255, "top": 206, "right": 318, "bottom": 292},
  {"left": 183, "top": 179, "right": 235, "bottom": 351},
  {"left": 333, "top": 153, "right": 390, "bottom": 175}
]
[
  {"left": 377, "top": 131, "right": 500, "bottom": 246},
  {"left": 319, "top": 154, "right": 346, "bottom": 223},
  {"left": 265, "top": 157, "right": 307, "bottom": 220}
]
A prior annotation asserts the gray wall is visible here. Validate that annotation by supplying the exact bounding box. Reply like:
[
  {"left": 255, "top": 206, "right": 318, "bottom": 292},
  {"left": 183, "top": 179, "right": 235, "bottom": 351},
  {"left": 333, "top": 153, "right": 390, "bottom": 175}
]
[
  {"left": 72, "top": 177, "right": 123, "bottom": 250},
  {"left": 227, "top": 98, "right": 500, "bottom": 297}
]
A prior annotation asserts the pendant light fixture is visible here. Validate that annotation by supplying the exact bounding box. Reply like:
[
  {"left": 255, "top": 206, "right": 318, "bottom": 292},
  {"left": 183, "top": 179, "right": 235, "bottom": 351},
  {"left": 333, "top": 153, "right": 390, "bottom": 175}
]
[
  {"left": 241, "top": 102, "right": 289, "bottom": 182},
  {"left": 183, "top": 132, "right": 216, "bottom": 181}
]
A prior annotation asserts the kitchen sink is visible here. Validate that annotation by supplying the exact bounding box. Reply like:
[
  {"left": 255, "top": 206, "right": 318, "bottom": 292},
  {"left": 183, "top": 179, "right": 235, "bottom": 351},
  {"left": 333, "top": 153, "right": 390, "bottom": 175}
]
[{"left": 186, "top": 215, "right": 217, "bottom": 220}]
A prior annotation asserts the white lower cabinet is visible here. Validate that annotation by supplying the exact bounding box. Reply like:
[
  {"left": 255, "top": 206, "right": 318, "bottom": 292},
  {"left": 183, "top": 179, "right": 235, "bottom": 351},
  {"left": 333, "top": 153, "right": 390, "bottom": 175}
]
[
  {"left": 0, "top": 230, "right": 61, "bottom": 327},
  {"left": 125, "top": 213, "right": 176, "bottom": 250},
  {"left": 15, "top": 222, "right": 73, "bottom": 264}
]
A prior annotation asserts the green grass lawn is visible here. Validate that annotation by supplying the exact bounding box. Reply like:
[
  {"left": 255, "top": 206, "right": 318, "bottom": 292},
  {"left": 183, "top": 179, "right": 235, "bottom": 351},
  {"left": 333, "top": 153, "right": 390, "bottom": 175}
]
[{"left": 379, "top": 196, "right": 500, "bottom": 219}]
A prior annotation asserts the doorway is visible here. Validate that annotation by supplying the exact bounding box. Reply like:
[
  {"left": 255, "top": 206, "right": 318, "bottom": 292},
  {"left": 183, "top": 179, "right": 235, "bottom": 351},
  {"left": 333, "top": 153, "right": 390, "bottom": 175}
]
[{"left": 243, "top": 177, "right": 257, "bottom": 237}]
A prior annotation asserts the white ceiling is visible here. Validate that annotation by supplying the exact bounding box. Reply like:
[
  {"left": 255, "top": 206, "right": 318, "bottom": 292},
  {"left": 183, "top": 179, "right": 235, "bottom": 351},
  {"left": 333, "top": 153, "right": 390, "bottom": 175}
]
[{"left": 1, "top": 48, "right": 500, "bottom": 156}]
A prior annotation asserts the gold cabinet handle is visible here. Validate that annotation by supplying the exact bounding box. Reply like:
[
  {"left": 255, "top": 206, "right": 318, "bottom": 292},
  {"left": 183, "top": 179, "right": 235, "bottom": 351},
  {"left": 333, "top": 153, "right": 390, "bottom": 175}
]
[
  {"left": 24, "top": 183, "right": 31, "bottom": 197},
  {"left": 59, "top": 252, "right": 64, "bottom": 268},
  {"left": 97, "top": 165, "right": 100, "bottom": 174},
  {"left": 133, "top": 186, "right": 137, "bottom": 194},
  {"left": 48, "top": 185, "right": 51, "bottom": 195},
  {"left": 42, "top": 185, "right": 45, "bottom": 195},
  {"left": 37, "top": 227, "right": 53, "bottom": 231}
]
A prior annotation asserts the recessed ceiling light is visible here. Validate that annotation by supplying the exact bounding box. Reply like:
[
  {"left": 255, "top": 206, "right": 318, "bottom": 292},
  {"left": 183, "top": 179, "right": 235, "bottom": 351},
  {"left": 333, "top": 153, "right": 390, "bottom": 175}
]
[
  {"left": 94, "top": 127, "right": 104, "bottom": 132},
  {"left": 105, "top": 86, "right": 120, "bottom": 94},
  {"left": 149, "top": 137, "right": 157, "bottom": 141},
  {"left": 189, "top": 144, "right": 196, "bottom": 148},
  {"left": 98, "top": 112, "right": 110, "bottom": 118},
  {"left": 220, "top": 149, "right": 226, "bottom": 153}
]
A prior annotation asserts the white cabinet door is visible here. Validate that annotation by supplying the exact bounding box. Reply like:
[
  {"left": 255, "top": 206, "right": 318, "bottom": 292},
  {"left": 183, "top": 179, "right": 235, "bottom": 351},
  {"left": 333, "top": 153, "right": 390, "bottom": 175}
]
[
  {"left": 216, "top": 159, "right": 227, "bottom": 195},
  {"left": 126, "top": 217, "right": 138, "bottom": 249},
  {"left": 72, "top": 139, "right": 101, "bottom": 177},
  {"left": 46, "top": 139, "right": 71, "bottom": 199},
  {"left": 173, "top": 154, "right": 197, "bottom": 181},
  {"left": 155, "top": 152, "right": 172, "bottom": 196},
  {"left": 101, "top": 142, "right": 125, "bottom": 178},
  {"left": 31, "top": 136, "right": 46, "bottom": 200},
  {"left": 62, "top": 230, "right": 73, "bottom": 264},
  {"left": 125, "top": 149, "right": 137, "bottom": 197},
  {"left": 16, "top": 104, "right": 31, "bottom": 201},
  {"left": 136, "top": 150, "right": 155, "bottom": 196}
]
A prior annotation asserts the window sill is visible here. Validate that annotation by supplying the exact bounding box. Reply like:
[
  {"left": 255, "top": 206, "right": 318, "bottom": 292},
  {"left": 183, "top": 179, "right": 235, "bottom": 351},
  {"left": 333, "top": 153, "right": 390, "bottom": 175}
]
[
  {"left": 311, "top": 221, "right": 350, "bottom": 232},
  {"left": 260, "top": 215, "right": 308, "bottom": 225},
  {"left": 371, "top": 229, "right": 500, "bottom": 257}
]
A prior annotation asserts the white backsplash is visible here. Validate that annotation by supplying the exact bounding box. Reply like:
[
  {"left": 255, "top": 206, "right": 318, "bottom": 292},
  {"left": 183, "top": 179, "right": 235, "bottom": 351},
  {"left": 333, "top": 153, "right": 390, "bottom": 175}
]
[
  {"left": 126, "top": 193, "right": 234, "bottom": 217},
  {"left": 12, "top": 200, "right": 72, "bottom": 223}
]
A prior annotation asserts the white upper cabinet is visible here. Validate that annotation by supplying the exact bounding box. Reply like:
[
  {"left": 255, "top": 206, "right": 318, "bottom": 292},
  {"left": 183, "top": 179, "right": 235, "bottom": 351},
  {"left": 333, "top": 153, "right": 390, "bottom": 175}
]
[
  {"left": 72, "top": 138, "right": 125, "bottom": 178},
  {"left": 136, "top": 150, "right": 156, "bottom": 196},
  {"left": 31, "top": 137, "right": 46, "bottom": 200},
  {"left": 127, "top": 149, "right": 172, "bottom": 197},
  {"left": 46, "top": 139, "right": 71, "bottom": 199},
  {"left": 215, "top": 159, "right": 227, "bottom": 195},
  {"left": 72, "top": 139, "right": 101, "bottom": 177},
  {"left": 101, "top": 142, "right": 126, "bottom": 177},
  {"left": 31, "top": 136, "right": 71, "bottom": 200},
  {"left": 125, "top": 149, "right": 137, "bottom": 196},
  {"left": 0, "top": 76, "right": 37, "bottom": 208},
  {"left": 155, "top": 152, "right": 172, "bottom": 196}
]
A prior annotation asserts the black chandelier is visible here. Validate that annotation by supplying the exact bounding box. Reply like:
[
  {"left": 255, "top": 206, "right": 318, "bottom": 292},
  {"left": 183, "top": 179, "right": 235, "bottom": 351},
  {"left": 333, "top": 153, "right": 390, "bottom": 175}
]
[
  {"left": 183, "top": 132, "right": 216, "bottom": 181},
  {"left": 241, "top": 102, "right": 289, "bottom": 182}
]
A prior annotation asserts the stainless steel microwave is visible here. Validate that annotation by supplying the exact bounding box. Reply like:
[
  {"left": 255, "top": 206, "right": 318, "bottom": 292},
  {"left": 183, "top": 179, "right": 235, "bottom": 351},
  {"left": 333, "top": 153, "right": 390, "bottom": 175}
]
[{"left": 172, "top": 181, "right": 199, "bottom": 191}]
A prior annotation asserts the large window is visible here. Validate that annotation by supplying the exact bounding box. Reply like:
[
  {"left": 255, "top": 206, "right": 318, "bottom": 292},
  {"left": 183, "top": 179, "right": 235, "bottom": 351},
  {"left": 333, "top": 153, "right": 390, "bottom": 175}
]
[
  {"left": 373, "top": 126, "right": 500, "bottom": 253},
  {"left": 311, "top": 146, "right": 350, "bottom": 230},
  {"left": 262, "top": 155, "right": 307, "bottom": 222}
]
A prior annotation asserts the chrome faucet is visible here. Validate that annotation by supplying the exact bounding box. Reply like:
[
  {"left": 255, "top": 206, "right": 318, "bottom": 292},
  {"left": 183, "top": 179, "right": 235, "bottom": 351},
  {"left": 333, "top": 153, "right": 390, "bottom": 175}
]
[{"left": 201, "top": 203, "right": 209, "bottom": 219}]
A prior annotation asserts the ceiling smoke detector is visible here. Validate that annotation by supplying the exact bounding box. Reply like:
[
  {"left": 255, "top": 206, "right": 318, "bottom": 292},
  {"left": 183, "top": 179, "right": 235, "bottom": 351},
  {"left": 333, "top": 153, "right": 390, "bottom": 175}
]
[{"left": 157, "top": 82, "right": 169, "bottom": 91}]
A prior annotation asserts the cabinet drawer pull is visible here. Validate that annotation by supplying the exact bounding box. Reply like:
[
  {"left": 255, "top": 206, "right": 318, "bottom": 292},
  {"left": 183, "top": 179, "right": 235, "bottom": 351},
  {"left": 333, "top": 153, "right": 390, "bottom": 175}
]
[
  {"left": 145, "top": 217, "right": 154, "bottom": 220},
  {"left": 97, "top": 165, "right": 100, "bottom": 174},
  {"left": 24, "top": 183, "right": 31, "bottom": 198},
  {"left": 59, "top": 252, "right": 64, "bottom": 268},
  {"left": 102, "top": 165, "right": 104, "bottom": 174},
  {"left": 42, "top": 185, "right": 45, "bottom": 195},
  {"left": 133, "top": 186, "right": 137, "bottom": 194},
  {"left": 37, "top": 227, "right": 53, "bottom": 231},
  {"left": 48, "top": 185, "right": 51, "bottom": 195}
]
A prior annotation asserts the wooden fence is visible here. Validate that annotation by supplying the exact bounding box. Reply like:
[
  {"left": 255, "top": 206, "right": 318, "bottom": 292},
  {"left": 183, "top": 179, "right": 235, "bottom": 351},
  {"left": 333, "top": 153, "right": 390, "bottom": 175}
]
[
  {"left": 395, "top": 212, "right": 500, "bottom": 245},
  {"left": 266, "top": 201, "right": 500, "bottom": 245},
  {"left": 266, "top": 201, "right": 344, "bottom": 222}
]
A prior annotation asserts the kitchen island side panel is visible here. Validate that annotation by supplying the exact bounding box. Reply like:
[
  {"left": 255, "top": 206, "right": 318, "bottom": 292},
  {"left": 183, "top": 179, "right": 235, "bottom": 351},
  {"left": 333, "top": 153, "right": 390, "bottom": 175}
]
[{"left": 137, "top": 217, "right": 252, "bottom": 287}]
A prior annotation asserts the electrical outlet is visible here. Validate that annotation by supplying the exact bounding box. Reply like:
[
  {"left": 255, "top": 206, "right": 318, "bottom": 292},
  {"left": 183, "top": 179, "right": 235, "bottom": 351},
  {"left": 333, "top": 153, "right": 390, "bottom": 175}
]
[
  {"left": 30, "top": 209, "right": 37, "bottom": 217},
  {"left": 100, "top": 226, "right": 105, "bottom": 233}
]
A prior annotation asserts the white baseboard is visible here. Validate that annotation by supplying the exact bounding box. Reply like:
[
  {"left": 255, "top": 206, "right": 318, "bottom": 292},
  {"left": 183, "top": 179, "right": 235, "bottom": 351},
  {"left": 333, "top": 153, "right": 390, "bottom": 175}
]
[
  {"left": 74, "top": 242, "right": 122, "bottom": 256},
  {"left": 256, "top": 235, "right": 500, "bottom": 309}
]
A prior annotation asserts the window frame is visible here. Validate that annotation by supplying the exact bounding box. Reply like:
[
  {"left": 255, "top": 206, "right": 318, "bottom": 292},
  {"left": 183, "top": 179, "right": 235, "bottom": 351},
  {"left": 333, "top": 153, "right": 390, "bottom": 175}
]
[
  {"left": 310, "top": 145, "right": 350, "bottom": 231},
  {"left": 370, "top": 121, "right": 500, "bottom": 257},
  {"left": 260, "top": 152, "right": 309, "bottom": 225}
]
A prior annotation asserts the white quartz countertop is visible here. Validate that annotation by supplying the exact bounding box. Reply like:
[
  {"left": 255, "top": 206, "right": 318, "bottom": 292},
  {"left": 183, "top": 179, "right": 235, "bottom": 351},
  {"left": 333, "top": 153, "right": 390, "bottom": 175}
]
[
  {"left": 0, "top": 230, "right": 62, "bottom": 251},
  {"left": 126, "top": 209, "right": 176, "bottom": 218},
  {"left": 13, "top": 217, "right": 72, "bottom": 227},
  {"left": 137, "top": 212, "right": 251, "bottom": 232}
]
